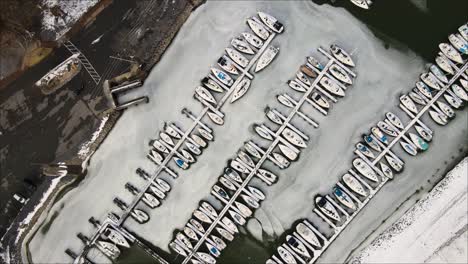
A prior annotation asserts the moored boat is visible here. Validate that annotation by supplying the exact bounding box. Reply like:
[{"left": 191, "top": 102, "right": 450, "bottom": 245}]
[
  {"left": 296, "top": 222, "right": 321, "bottom": 248},
  {"left": 246, "top": 18, "right": 270, "bottom": 40},
  {"left": 437, "top": 101, "right": 455, "bottom": 118},
  {"left": 242, "top": 32, "right": 263, "bottom": 49},
  {"left": 416, "top": 81, "right": 433, "bottom": 99},
  {"left": 143, "top": 192, "right": 161, "bottom": 208},
  {"left": 409, "top": 133, "right": 429, "bottom": 151},
  {"left": 415, "top": 125, "right": 432, "bottom": 142},
  {"left": 330, "top": 44, "right": 355, "bottom": 67},
  {"left": 439, "top": 43, "right": 463, "bottom": 64},
  {"left": 319, "top": 76, "right": 345, "bottom": 97},
  {"left": 235, "top": 201, "right": 253, "bottom": 218},
  {"left": 207, "top": 111, "right": 224, "bottom": 126},
  {"left": 459, "top": 24, "right": 468, "bottom": 41},
  {"left": 371, "top": 126, "right": 389, "bottom": 145},
  {"left": 448, "top": 33, "right": 468, "bottom": 55},
  {"left": 429, "top": 65, "right": 448, "bottom": 83},
  {"left": 356, "top": 142, "right": 375, "bottom": 159},
  {"left": 380, "top": 162, "right": 393, "bottom": 179},
  {"left": 226, "top": 48, "right": 249, "bottom": 68},
  {"left": 216, "top": 227, "right": 234, "bottom": 241},
  {"left": 231, "top": 36, "right": 255, "bottom": 55},
  {"left": 409, "top": 91, "right": 426, "bottom": 106},
  {"left": 255, "top": 45, "right": 279, "bottom": 73},
  {"left": 247, "top": 185, "right": 266, "bottom": 201},
  {"left": 194, "top": 209, "right": 212, "bottom": 224},
  {"left": 307, "top": 56, "right": 325, "bottom": 70},
  {"left": 363, "top": 134, "right": 381, "bottom": 152},
  {"left": 288, "top": 79, "right": 307, "bottom": 93},
  {"left": 333, "top": 186, "right": 357, "bottom": 210},
  {"left": 310, "top": 92, "right": 330, "bottom": 109},
  {"left": 435, "top": 55, "right": 455, "bottom": 75},
  {"left": 258, "top": 12, "right": 284, "bottom": 33},
  {"left": 202, "top": 77, "right": 223, "bottom": 93},
  {"left": 102, "top": 228, "right": 130, "bottom": 248},
  {"left": 286, "top": 235, "right": 311, "bottom": 259},
  {"left": 282, "top": 128, "right": 307, "bottom": 148},
  {"left": 342, "top": 173, "right": 368, "bottom": 197},
  {"left": 400, "top": 94, "right": 418, "bottom": 114},
  {"left": 400, "top": 140, "right": 418, "bottom": 156},
  {"left": 385, "top": 112, "right": 404, "bottom": 130},
  {"left": 229, "top": 210, "right": 246, "bottom": 225},
  {"left": 385, "top": 155, "right": 403, "bottom": 172},
  {"left": 217, "top": 56, "right": 239, "bottom": 75},
  {"left": 230, "top": 78, "right": 251, "bottom": 103},
  {"left": 278, "top": 245, "right": 297, "bottom": 264},
  {"left": 452, "top": 84, "right": 468, "bottom": 101},
  {"left": 420, "top": 72, "right": 441, "bottom": 90},
  {"left": 278, "top": 143, "right": 298, "bottom": 161},
  {"left": 353, "top": 158, "right": 378, "bottom": 182},
  {"left": 211, "top": 68, "right": 234, "bottom": 87},
  {"left": 315, "top": 196, "right": 340, "bottom": 222},
  {"left": 186, "top": 141, "right": 202, "bottom": 155},
  {"left": 377, "top": 121, "right": 398, "bottom": 137},
  {"left": 329, "top": 64, "right": 353, "bottom": 84}
]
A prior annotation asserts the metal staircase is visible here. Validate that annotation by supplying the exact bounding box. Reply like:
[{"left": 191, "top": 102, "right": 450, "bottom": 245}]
[{"left": 63, "top": 41, "right": 101, "bottom": 84}]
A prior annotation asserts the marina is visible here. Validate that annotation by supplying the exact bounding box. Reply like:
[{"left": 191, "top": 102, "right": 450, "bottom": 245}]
[{"left": 266, "top": 29, "right": 468, "bottom": 263}]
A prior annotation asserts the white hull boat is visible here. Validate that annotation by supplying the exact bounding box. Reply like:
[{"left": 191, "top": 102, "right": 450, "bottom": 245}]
[
  {"left": 235, "top": 201, "right": 253, "bottom": 218},
  {"left": 400, "top": 94, "right": 418, "bottom": 114},
  {"left": 225, "top": 167, "right": 243, "bottom": 183},
  {"left": 282, "top": 128, "right": 307, "bottom": 148},
  {"left": 198, "top": 127, "right": 213, "bottom": 141},
  {"left": 429, "top": 65, "right": 449, "bottom": 83},
  {"left": 202, "top": 77, "right": 223, "bottom": 93},
  {"left": 409, "top": 91, "right": 427, "bottom": 106},
  {"left": 452, "top": 84, "right": 468, "bottom": 101},
  {"left": 170, "top": 242, "right": 187, "bottom": 256},
  {"left": 307, "top": 56, "right": 325, "bottom": 70},
  {"left": 190, "top": 219, "right": 205, "bottom": 233},
  {"left": 216, "top": 227, "right": 234, "bottom": 241},
  {"left": 184, "top": 226, "right": 198, "bottom": 241},
  {"left": 329, "top": 64, "right": 352, "bottom": 84},
  {"left": 195, "top": 86, "right": 217, "bottom": 105},
  {"left": 409, "top": 133, "right": 429, "bottom": 151},
  {"left": 177, "top": 233, "right": 193, "bottom": 250},
  {"left": 165, "top": 124, "right": 182, "bottom": 139},
  {"left": 363, "top": 134, "right": 381, "bottom": 152},
  {"left": 255, "top": 45, "right": 279, "bottom": 73},
  {"left": 353, "top": 158, "right": 378, "bottom": 182},
  {"left": 160, "top": 132, "right": 174, "bottom": 146},
  {"left": 415, "top": 125, "right": 432, "bottom": 142},
  {"left": 435, "top": 55, "right": 455, "bottom": 75},
  {"left": 439, "top": 43, "right": 463, "bottom": 64},
  {"left": 217, "top": 56, "right": 238, "bottom": 75},
  {"left": 231, "top": 37, "right": 255, "bottom": 55},
  {"left": 310, "top": 92, "right": 330, "bottom": 109},
  {"left": 342, "top": 173, "right": 368, "bottom": 197},
  {"left": 230, "top": 78, "right": 251, "bottom": 103},
  {"left": 197, "top": 252, "right": 216, "bottom": 264},
  {"left": 437, "top": 101, "right": 455, "bottom": 118},
  {"left": 231, "top": 159, "right": 249, "bottom": 173},
  {"left": 222, "top": 216, "right": 239, "bottom": 233},
  {"left": 286, "top": 235, "right": 311, "bottom": 259},
  {"left": 244, "top": 142, "right": 262, "bottom": 159},
  {"left": 272, "top": 152, "right": 290, "bottom": 168},
  {"left": 194, "top": 210, "right": 212, "bottom": 224},
  {"left": 320, "top": 76, "right": 345, "bottom": 97},
  {"left": 131, "top": 209, "right": 149, "bottom": 224},
  {"left": 241, "top": 194, "right": 260, "bottom": 209},
  {"left": 207, "top": 111, "right": 224, "bottom": 126},
  {"left": 296, "top": 222, "right": 321, "bottom": 248},
  {"left": 386, "top": 112, "right": 404, "bottom": 130},
  {"left": 211, "top": 68, "right": 233, "bottom": 87},
  {"left": 278, "top": 246, "right": 297, "bottom": 264},
  {"left": 448, "top": 33, "right": 468, "bottom": 55},
  {"left": 278, "top": 143, "right": 298, "bottom": 161},
  {"left": 211, "top": 235, "right": 227, "bottom": 250},
  {"left": 400, "top": 140, "right": 417, "bottom": 156},
  {"left": 247, "top": 185, "right": 266, "bottom": 200},
  {"left": 201, "top": 201, "right": 218, "bottom": 218},
  {"left": 219, "top": 176, "right": 236, "bottom": 191},
  {"left": 213, "top": 184, "right": 231, "bottom": 200},
  {"left": 371, "top": 126, "right": 389, "bottom": 145},
  {"left": 350, "top": 0, "right": 370, "bottom": 9},
  {"left": 181, "top": 149, "right": 195, "bottom": 163},
  {"left": 288, "top": 80, "right": 307, "bottom": 93},
  {"left": 238, "top": 150, "right": 255, "bottom": 168},
  {"left": 377, "top": 121, "right": 398, "bottom": 137},
  {"left": 226, "top": 48, "right": 249, "bottom": 68},
  {"left": 152, "top": 139, "right": 169, "bottom": 153},
  {"left": 416, "top": 81, "right": 432, "bottom": 99},
  {"left": 385, "top": 155, "right": 403, "bottom": 172},
  {"left": 229, "top": 210, "right": 246, "bottom": 225},
  {"left": 380, "top": 162, "right": 393, "bottom": 179},
  {"left": 103, "top": 228, "right": 130, "bottom": 248},
  {"left": 247, "top": 18, "right": 269, "bottom": 40},
  {"left": 255, "top": 124, "right": 274, "bottom": 141},
  {"left": 330, "top": 44, "right": 355, "bottom": 67},
  {"left": 315, "top": 196, "right": 340, "bottom": 222},
  {"left": 296, "top": 71, "right": 311, "bottom": 86},
  {"left": 459, "top": 24, "right": 468, "bottom": 41},
  {"left": 143, "top": 192, "right": 161, "bottom": 208},
  {"left": 257, "top": 168, "right": 278, "bottom": 183},
  {"left": 356, "top": 142, "right": 375, "bottom": 159},
  {"left": 205, "top": 242, "right": 220, "bottom": 258},
  {"left": 242, "top": 32, "right": 263, "bottom": 49},
  {"left": 186, "top": 141, "right": 202, "bottom": 155},
  {"left": 258, "top": 12, "right": 284, "bottom": 33},
  {"left": 333, "top": 186, "right": 357, "bottom": 210},
  {"left": 420, "top": 72, "right": 441, "bottom": 90}
]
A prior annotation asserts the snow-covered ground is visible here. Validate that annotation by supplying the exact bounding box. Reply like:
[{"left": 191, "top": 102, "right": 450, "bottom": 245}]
[
  {"left": 41, "top": 0, "right": 99, "bottom": 40},
  {"left": 349, "top": 158, "right": 467, "bottom": 263},
  {"left": 28, "top": 1, "right": 468, "bottom": 264}
]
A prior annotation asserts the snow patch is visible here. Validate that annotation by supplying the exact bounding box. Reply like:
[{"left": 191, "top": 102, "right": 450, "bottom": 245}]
[{"left": 78, "top": 115, "right": 109, "bottom": 160}]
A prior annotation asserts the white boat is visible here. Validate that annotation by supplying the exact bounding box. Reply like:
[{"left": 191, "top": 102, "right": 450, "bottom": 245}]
[
  {"left": 278, "top": 94, "right": 295, "bottom": 108},
  {"left": 148, "top": 149, "right": 164, "bottom": 164},
  {"left": 400, "top": 94, "right": 418, "bottom": 114},
  {"left": 177, "top": 233, "right": 193, "bottom": 250},
  {"left": 310, "top": 92, "right": 330, "bottom": 109},
  {"left": 181, "top": 149, "right": 195, "bottom": 163},
  {"left": 202, "top": 77, "right": 223, "bottom": 93},
  {"left": 258, "top": 12, "right": 284, "bottom": 33},
  {"left": 207, "top": 111, "right": 224, "bottom": 126},
  {"left": 103, "top": 228, "right": 130, "bottom": 248},
  {"left": 211, "top": 68, "right": 233, "bottom": 87},
  {"left": 235, "top": 201, "right": 253, "bottom": 218},
  {"left": 461, "top": 78, "right": 468, "bottom": 90},
  {"left": 191, "top": 258, "right": 203, "bottom": 264},
  {"left": 420, "top": 72, "right": 441, "bottom": 90},
  {"left": 320, "top": 76, "right": 345, "bottom": 97},
  {"left": 356, "top": 142, "right": 375, "bottom": 159},
  {"left": 459, "top": 24, "right": 468, "bottom": 41},
  {"left": 380, "top": 162, "right": 393, "bottom": 179},
  {"left": 452, "top": 84, "right": 468, "bottom": 101},
  {"left": 230, "top": 78, "right": 251, "bottom": 103},
  {"left": 330, "top": 44, "right": 355, "bottom": 67},
  {"left": 226, "top": 48, "right": 249, "bottom": 68},
  {"left": 278, "top": 144, "right": 298, "bottom": 161},
  {"left": 173, "top": 157, "right": 189, "bottom": 169},
  {"left": 238, "top": 150, "right": 255, "bottom": 168},
  {"left": 435, "top": 55, "right": 454, "bottom": 75},
  {"left": 241, "top": 194, "right": 260, "bottom": 209},
  {"left": 186, "top": 141, "right": 202, "bottom": 155},
  {"left": 363, "top": 134, "right": 381, "bottom": 152},
  {"left": 247, "top": 185, "right": 266, "bottom": 201},
  {"left": 257, "top": 168, "right": 278, "bottom": 183},
  {"left": 288, "top": 79, "right": 307, "bottom": 93},
  {"left": 184, "top": 226, "right": 198, "bottom": 240},
  {"left": 415, "top": 81, "right": 432, "bottom": 99},
  {"left": 445, "top": 93, "right": 462, "bottom": 109},
  {"left": 217, "top": 56, "right": 239, "bottom": 75},
  {"left": 244, "top": 142, "right": 262, "bottom": 159},
  {"left": 448, "top": 33, "right": 468, "bottom": 55},
  {"left": 350, "top": 0, "right": 370, "bottom": 9},
  {"left": 190, "top": 219, "right": 205, "bottom": 233},
  {"left": 329, "top": 64, "right": 353, "bottom": 85},
  {"left": 429, "top": 65, "right": 448, "bottom": 83},
  {"left": 198, "top": 127, "right": 213, "bottom": 141},
  {"left": 231, "top": 159, "right": 249, "bottom": 173},
  {"left": 307, "top": 56, "right": 325, "bottom": 70},
  {"left": 385, "top": 155, "right": 403, "bottom": 172},
  {"left": 409, "top": 133, "right": 429, "bottom": 151},
  {"left": 211, "top": 235, "right": 227, "bottom": 250},
  {"left": 197, "top": 252, "right": 216, "bottom": 264},
  {"left": 297, "top": 222, "right": 321, "bottom": 248},
  {"left": 409, "top": 91, "right": 426, "bottom": 106},
  {"left": 415, "top": 125, "right": 432, "bottom": 142},
  {"left": 160, "top": 132, "right": 174, "bottom": 146},
  {"left": 272, "top": 152, "right": 290, "bottom": 168},
  {"left": 296, "top": 71, "right": 311, "bottom": 86},
  {"left": 216, "top": 227, "right": 234, "bottom": 241},
  {"left": 342, "top": 173, "right": 367, "bottom": 197},
  {"left": 286, "top": 235, "right": 311, "bottom": 259},
  {"left": 219, "top": 176, "right": 236, "bottom": 191},
  {"left": 231, "top": 36, "right": 254, "bottom": 55},
  {"left": 225, "top": 167, "right": 243, "bottom": 183},
  {"left": 333, "top": 186, "right": 356, "bottom": 210},
  {"left": 131, "top": 209, "right": 149, "bottom": 224},
  {"left": 246, "top": 18, "right": 270, "bottom": 40},
  {"left": 439, "top": 43, "right": 463, "bottom": 64},
  {"left": 201, "top": 201, "right": 218, "bottom": 218},
  {"left": 222, "top": 216, "right": 239, "bottom": 233},
  {"left": 377, "top": 121, "right": 398, "bottom": 137},
  {"left": 194, "top": 209, "right": 212, "bottom": 224},
  {"left": 371, "top": 126, "right": 389, "bottom": 145},
  {"left": 213, "top": 184, "right": 231, "bottom": 200},
  {"left": 278, "top": 246, "right": 297, "bottom": 264},
  {"left": 165, "top": 125, "right": 182, "bottom": 139},
  {"left": 282, "top": 128, "right": 307, "bottom": 148},
  {"left": 143, "top": 192, "right": 161, "bottom": 208},
  {"left": 266, "top": 259, "right": 277, "bottom": 264},
  {"left": 170, "top": 242, "right": 187, "bottom": 256},
  {"left": 242, "top": 32, "right": 263, "bottom": 49},
  {"left": 386, "top": 112, "right": 404, "bottom": 130},
  {"left": 353, "top": 158, "right": 378, "bottom": 182},
  {"left": 400, "top": 140, "right": 417, "bottom": 156},
  {"left": 255, "top": 125, "right": 273, "bottom": 141},
  {"left": 152, "top": 139, "right": 169, "bottom": 153},
  {"left": 229, "top": 210, "right": 246, "bottom": 225},
  {"left": 205, "top": 241, "right": 221, "bottom": 258},
  {"left": 437, "top": 101, "right": 455, "bottom": 118},
  {"left": 315, "top": 196, "right": 340, "bottom": 222}
]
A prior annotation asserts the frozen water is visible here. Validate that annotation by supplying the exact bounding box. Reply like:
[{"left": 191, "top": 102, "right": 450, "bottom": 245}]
[
  {"left": 28, "top": 1, "right": 467, "bottom": 264},
  {"left": 349, "top": 158, "right": 467, "bottom": 263}
]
